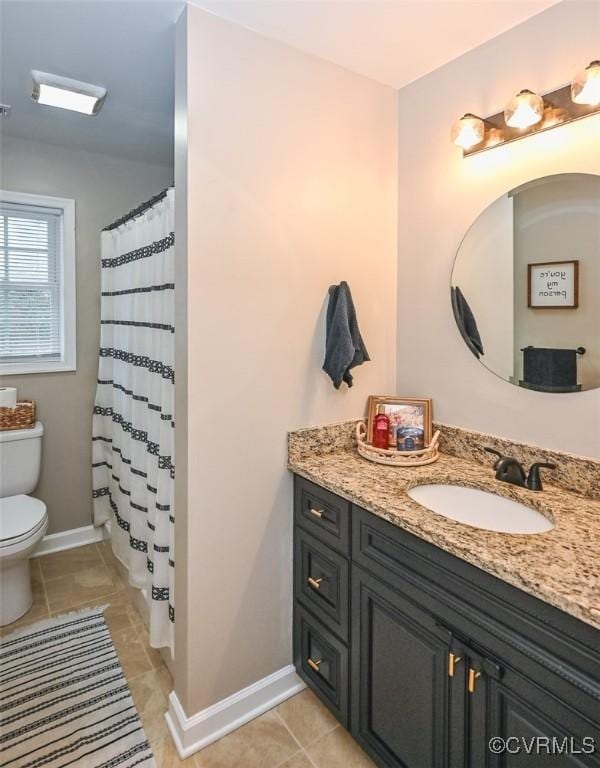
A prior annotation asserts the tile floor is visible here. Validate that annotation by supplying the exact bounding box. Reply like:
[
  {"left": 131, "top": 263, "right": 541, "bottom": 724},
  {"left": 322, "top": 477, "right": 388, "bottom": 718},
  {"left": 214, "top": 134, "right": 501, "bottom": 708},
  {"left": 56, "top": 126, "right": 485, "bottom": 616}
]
[{"left": 2, "top": 543, "right": 374, "bottom": 768}]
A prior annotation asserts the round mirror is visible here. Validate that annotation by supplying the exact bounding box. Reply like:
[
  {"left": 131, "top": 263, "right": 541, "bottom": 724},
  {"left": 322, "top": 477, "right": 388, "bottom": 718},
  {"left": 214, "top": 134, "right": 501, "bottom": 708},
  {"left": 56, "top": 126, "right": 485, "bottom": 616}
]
[{"left": 451, "top": 173, "right": 600, "bottom": 393}]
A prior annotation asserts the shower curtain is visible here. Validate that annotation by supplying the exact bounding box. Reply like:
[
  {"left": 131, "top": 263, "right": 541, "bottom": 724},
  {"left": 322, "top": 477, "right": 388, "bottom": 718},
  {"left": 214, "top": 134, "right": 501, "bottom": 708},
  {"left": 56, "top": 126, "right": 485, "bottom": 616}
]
[{"left": 92, "top": 188, "right": 175, "bottom": 651}]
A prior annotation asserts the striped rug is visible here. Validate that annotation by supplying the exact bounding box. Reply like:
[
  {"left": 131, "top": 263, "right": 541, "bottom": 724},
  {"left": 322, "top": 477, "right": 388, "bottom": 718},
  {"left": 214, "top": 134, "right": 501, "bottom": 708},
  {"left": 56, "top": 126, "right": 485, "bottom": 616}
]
[{"left": 0, "top": 607, "right": 156, "bottom": 767}]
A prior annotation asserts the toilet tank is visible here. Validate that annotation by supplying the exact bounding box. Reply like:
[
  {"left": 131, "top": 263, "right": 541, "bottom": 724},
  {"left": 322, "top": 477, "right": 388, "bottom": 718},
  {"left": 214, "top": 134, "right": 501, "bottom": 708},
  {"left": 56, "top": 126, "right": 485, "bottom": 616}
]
[{"left": 0, "top": 422, "right": 44, "bottom": 498}]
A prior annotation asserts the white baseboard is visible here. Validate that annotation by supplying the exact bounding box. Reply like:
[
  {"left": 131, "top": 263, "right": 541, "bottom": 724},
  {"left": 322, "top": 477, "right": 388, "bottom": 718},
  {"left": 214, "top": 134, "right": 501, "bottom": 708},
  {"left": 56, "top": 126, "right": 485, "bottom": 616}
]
[
  {"left": 33, "top": 524, "right": 108, "bottom": 557},
  {"left": 165, "top": 664, "right": 306, "bottom": 759}
]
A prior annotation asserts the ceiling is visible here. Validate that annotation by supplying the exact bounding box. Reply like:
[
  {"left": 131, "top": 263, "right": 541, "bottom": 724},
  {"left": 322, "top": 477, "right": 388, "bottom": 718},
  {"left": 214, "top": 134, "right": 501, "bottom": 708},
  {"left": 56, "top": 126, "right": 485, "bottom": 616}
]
[
  {"left": 0, "top": 0, "right": 560, "bottom": 166},
  {"left": 194, "top": 0, "right": 560, "bottom": 89},
  {"left": 0, "top": 1, "right": 182, "bottom": 166}
]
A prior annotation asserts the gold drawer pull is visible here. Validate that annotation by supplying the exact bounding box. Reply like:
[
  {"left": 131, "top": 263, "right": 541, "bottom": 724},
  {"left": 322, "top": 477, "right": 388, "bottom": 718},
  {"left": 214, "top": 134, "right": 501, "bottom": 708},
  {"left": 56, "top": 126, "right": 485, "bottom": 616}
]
[
  {"left": 309, "top": 507, "right": 324, "bottom": 518},
  {"left": 307, "top": 576, "right": 323, "bottom": 590},
  {"left": 468, "top": 668, "right": 481, "bottom": 694},
  {"left": 307, "top": 657, "right": 322, "bottom": 673},
  {"left": 448, "top": 652, "right": 462, "bottom": 678}
]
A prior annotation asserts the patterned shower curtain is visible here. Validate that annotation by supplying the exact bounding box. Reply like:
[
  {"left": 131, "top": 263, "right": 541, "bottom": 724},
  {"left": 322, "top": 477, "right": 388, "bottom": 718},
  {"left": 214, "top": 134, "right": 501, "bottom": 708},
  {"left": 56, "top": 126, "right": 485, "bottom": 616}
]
[{"left": 92, "top": 188, "right": 175, "bottom": 651}]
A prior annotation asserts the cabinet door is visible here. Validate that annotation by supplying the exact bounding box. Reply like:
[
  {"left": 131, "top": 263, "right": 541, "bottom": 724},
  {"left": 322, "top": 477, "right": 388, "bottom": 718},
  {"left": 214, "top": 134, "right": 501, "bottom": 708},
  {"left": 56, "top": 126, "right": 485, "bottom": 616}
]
[
  {"left": 352, "top": 566, "right": 457, "bottom": 768},
  {"left": 467, "top": 653, "right": 600, "bottom": 768}
]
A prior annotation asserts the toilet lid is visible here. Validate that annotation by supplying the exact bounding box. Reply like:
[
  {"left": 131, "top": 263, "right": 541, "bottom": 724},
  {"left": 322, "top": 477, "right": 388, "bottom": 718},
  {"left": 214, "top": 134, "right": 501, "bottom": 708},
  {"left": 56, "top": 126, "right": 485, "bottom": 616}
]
[{"left": 0, "top": 495, "right": 47, "bottom": 546}]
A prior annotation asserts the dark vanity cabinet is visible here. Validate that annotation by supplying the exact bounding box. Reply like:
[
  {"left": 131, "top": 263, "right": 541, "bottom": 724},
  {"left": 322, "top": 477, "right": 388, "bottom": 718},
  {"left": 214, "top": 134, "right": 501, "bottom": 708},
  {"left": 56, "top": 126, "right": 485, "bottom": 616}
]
[
  {"left": 353, "top": 566, "right": 452, "bottom": 767},
  {"left": 293, "top": 475, "right": 600, "bottom": 768}
]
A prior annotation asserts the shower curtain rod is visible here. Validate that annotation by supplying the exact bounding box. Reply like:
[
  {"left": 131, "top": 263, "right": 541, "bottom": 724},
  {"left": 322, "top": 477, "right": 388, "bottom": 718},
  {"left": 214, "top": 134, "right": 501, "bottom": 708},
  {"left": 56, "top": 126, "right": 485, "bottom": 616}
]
[{"left": 102, "top": 186, "right": 173, "bottom": 231}]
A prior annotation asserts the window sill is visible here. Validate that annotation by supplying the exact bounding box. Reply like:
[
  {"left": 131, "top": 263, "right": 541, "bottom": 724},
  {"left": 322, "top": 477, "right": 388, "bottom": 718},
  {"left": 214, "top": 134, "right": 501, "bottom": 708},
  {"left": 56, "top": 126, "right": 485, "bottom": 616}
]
[{"left": 0, "top": 361, "right": 76, "bottom": 376}]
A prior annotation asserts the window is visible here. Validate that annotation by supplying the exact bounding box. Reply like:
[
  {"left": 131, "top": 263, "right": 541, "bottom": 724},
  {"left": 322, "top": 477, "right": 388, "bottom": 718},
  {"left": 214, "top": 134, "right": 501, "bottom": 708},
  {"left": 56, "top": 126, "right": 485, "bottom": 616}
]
[{"left": 0, "top": 191, "right": 75, "bottom": 375}]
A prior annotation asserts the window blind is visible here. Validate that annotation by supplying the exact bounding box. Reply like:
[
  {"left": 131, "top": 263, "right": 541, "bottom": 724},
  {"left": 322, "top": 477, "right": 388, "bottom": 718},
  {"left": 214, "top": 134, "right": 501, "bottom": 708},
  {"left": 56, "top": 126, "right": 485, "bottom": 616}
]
[{"left": 0, "top": 202, "right": 63, "bottom": 363}]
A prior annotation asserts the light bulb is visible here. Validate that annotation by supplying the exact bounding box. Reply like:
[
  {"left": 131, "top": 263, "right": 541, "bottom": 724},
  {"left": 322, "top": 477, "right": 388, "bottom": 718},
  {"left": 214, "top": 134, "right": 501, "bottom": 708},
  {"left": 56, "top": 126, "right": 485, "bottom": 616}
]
[
  {"left": 504, "top": 89, "right": 544, "bottom": 129},
  {"left": 451, "top": 113, "right": 485, "bottom": 149},
  {"left": 571, "top": 60, "right": 600, "bottom": 106}
]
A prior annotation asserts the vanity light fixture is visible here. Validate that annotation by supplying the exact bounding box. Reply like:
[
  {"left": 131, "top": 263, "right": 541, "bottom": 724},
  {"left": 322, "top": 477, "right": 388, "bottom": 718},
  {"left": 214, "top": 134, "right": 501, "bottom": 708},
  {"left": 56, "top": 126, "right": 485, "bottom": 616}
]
[
  {"left": 450, "top": 113, "right": 486, "bottom": 150},
  {"left": 452, "top": 58, "right": 600, "bottom": 156},
  {"left": 504, "top": 89, "right": 544, "bottom": 129},
  {"left": 571, "top": 60, "right": 600, "bottom": 106},
  {"left": 31, "top": 71, "right": 107, "bottom": 115}
]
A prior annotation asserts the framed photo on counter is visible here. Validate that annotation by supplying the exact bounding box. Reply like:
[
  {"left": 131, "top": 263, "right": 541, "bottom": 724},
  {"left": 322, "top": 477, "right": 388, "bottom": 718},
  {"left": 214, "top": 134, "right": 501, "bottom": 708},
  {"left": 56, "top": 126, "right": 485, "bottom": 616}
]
[{"left": 366, "top": 396, "right": 432, "bottom": 449}]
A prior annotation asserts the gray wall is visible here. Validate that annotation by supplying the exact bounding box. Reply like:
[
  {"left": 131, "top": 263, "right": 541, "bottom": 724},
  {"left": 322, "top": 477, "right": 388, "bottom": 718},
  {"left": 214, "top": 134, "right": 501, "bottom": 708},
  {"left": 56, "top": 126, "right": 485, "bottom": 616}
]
[
  {"left": 1, "top": 134, "right": 173, "bottom": 534},
  {"left": 396, "top": 0, "right": 600, "bottom": 458},
  {"left": 513, "top": 175, "right": 600, "bottom": 390}
]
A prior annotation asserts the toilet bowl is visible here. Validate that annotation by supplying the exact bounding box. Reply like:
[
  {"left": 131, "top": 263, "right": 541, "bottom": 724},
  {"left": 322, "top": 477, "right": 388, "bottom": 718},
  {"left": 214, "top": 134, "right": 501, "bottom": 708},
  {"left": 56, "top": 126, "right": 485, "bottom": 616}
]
[
  {"left": 0, "top": 495, "right": 47, "bottom": 625},
  {"left": 0, "top": 422, "right": 47, "bottom": 626}
]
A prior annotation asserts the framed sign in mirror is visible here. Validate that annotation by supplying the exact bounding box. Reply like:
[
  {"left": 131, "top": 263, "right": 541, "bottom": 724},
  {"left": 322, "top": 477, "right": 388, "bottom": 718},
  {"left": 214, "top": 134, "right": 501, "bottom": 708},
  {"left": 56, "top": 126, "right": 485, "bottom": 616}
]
[
  {"left": 451, "top": 173, "right": 599, "bottom": 393},
  {"left": 528, "top": 260, "right": 579, "bottom": 309}
]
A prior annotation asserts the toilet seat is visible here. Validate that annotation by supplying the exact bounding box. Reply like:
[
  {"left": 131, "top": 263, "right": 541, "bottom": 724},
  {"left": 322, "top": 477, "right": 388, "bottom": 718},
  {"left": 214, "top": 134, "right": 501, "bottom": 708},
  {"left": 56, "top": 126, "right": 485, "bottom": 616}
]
[{"left": 0, "top": 495, "right": 47, "bottom": 548}]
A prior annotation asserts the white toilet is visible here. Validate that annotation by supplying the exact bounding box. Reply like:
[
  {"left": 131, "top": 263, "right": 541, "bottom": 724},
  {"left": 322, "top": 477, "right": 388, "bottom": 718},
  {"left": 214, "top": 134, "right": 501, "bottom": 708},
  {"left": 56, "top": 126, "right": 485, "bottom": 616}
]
[{"left": 0, "top": 422, "right": 48, "bottom": 626}]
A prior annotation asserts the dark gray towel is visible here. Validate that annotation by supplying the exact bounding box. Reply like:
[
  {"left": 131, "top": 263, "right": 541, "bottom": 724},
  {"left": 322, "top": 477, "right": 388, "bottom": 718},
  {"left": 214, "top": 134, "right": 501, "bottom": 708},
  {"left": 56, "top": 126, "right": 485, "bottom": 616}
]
[
  {"left": 451, "top": 286, "right": 484, "bottom": 358},
  {"left": 323, "top": 281, "right": 370, "bottom": 389},
  {"left": 522, "top": 346, "right": 579, "bottom": 389}
]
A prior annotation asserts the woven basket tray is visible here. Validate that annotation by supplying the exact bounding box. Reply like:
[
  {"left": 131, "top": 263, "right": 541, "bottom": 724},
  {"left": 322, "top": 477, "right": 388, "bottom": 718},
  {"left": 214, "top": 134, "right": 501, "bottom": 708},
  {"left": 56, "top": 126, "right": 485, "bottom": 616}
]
[
  {"left": 356, "top": 421, "right": 440, "bottom": 467},
  {"left": 0, "top": 401, "right": 36, "bottom": 431}
]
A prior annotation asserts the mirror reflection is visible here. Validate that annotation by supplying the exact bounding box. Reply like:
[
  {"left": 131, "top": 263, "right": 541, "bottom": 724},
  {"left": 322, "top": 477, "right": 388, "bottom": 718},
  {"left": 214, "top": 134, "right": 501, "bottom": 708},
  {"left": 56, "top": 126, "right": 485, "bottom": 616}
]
[{"left": 452, "top": 173, "right": 600, "bottom": 393}]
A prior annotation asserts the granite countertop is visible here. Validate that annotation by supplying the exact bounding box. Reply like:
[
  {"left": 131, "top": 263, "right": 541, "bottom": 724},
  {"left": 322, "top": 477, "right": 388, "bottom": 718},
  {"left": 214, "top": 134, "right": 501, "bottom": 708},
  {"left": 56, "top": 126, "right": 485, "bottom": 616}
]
[{"left": 288, "top": 423, "right": 600, "bottom": 630}]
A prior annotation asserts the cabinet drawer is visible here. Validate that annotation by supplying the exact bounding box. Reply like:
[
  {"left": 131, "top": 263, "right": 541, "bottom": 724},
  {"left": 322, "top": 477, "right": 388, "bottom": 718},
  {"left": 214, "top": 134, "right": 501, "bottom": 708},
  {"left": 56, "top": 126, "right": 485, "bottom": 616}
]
[
  {"left": 294, "top": 476, "right": 350, "bottom": 555},
  {"left": 294, "top": 604, "right": 349, "bottom": 726},
  {"left": 294, "top": 527, "right": 349, "bottom": 643}
]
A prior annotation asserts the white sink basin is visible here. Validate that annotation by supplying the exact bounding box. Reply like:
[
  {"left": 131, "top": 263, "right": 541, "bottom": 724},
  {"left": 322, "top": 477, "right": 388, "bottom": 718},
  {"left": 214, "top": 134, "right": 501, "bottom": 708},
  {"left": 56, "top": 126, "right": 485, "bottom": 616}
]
[{"left": 407, "top": 484, "right": 554, "bottom": 534}]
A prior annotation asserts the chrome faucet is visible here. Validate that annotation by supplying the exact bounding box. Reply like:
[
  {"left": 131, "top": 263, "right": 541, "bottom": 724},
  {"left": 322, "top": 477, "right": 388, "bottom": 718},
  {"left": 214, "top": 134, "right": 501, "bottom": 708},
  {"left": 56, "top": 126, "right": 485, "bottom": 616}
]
[{"left": 484, "top": 448, "right": 556, "bottom": 492}]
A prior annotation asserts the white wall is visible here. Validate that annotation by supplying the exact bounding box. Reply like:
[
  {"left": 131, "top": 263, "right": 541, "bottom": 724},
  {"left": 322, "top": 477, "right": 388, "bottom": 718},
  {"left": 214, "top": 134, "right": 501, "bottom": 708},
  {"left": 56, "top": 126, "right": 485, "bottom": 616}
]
[
  {"left": 397, "top": 0, "right": 600, "bottom": 458},
  {"left": 175, "top": 6, "right": 398, "bottom": 716},
  {"left": 173, "top": 6, "right": 190, "bottom": 710},
  {"left": 0, "top": 135, "right": 173, "bottom": 533}
]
